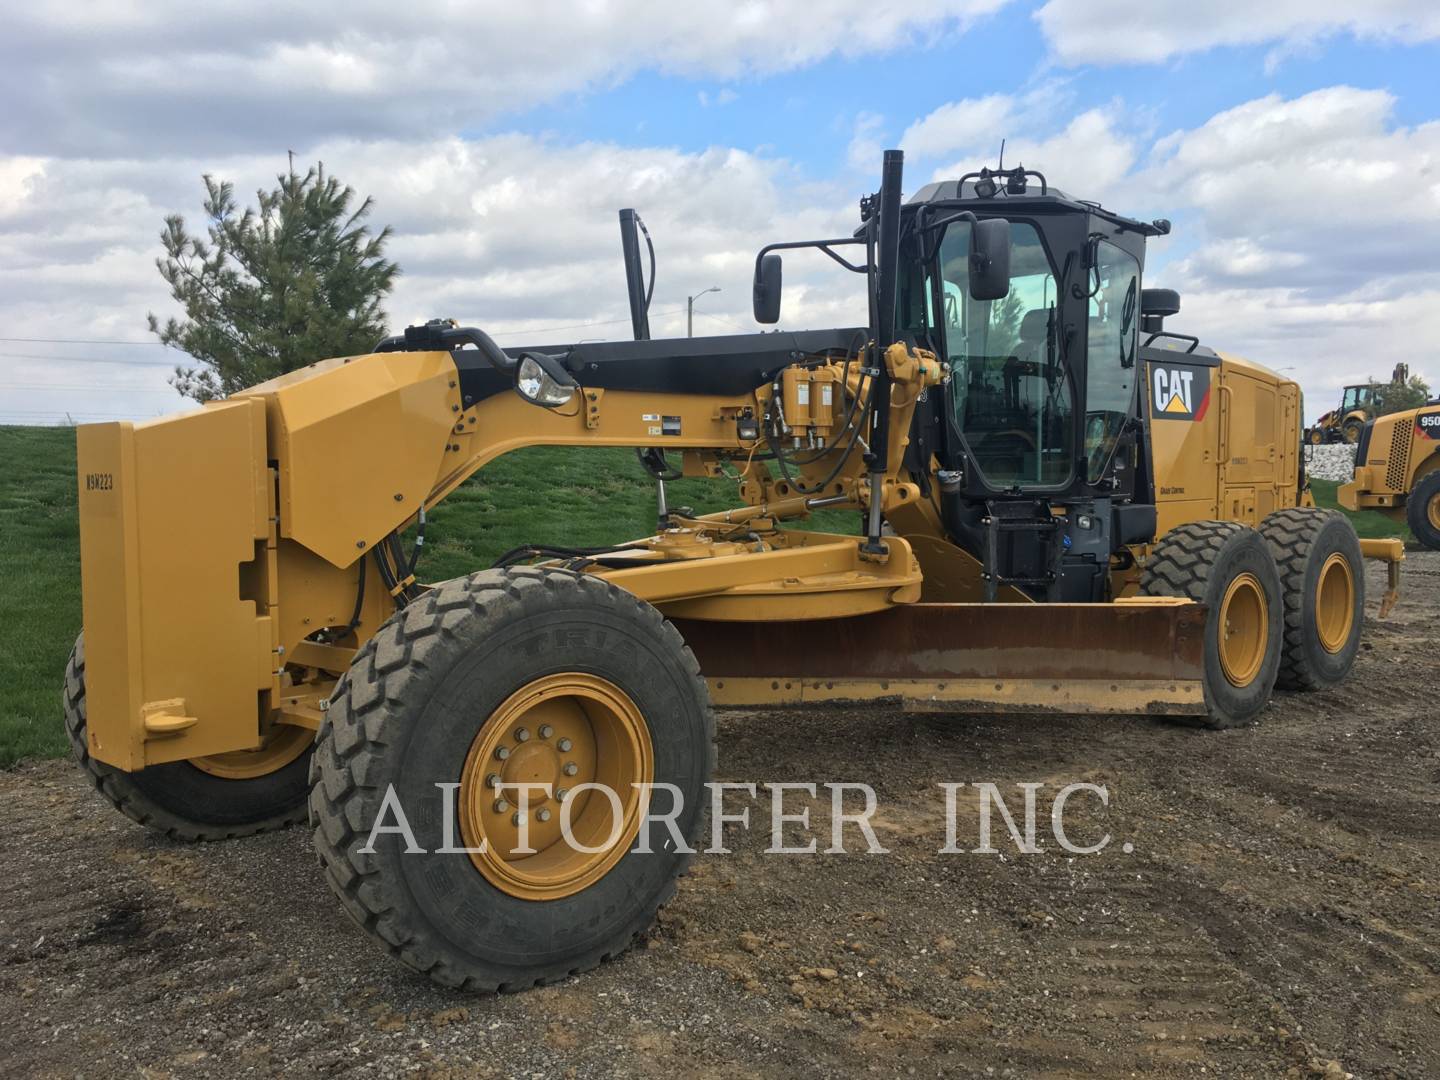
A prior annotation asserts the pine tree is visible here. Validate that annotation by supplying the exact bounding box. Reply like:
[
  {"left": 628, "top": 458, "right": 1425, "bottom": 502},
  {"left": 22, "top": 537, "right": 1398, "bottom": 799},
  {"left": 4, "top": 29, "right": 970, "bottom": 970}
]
[
  {"left": 149, "top": 160, "right": 399, "bottom": 401},
  {"left": 1375, "top": 374, "right": 1432, "bottom": 417}
]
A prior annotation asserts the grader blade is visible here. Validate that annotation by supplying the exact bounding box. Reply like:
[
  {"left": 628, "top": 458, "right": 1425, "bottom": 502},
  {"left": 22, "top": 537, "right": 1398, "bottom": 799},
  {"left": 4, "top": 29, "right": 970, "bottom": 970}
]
[{"left": 675, "top": 599, "right": 1208, "bottom": 716}]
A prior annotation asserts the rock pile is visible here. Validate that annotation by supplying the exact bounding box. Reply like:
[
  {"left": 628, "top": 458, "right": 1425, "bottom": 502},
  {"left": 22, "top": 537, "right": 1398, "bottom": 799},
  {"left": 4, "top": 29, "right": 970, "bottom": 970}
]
[{"left": 1304, "top": 443, "right": 1357, "bottom": 483}]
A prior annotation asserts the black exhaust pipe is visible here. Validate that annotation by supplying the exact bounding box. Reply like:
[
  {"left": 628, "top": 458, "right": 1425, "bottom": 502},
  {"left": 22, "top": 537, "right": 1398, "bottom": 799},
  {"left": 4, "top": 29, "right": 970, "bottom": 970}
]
[{"left": 862, "top": 149, "right": 905, "bottom": 554}]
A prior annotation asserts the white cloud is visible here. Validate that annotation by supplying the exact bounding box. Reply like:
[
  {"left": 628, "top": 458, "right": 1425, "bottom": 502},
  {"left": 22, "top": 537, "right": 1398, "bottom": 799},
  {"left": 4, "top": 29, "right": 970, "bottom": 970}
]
[
  {"left": 901, "top": 86, "right": 1061, "bottom": 159},
  {"left": 846, "top": 112, "right": 888, "bottom": 172},
  {"left": 894, "top": 83, "right": 1440, "bottom": 417},
  {"left": 1144, "top": 87, "right": 1440, "bottom": 296},
  {"left": 1036, "top": 0, "right": 1440, "bottom": 66},
  {"left": 0, "top": 135, "right": 874, "bottom": 421},
  {"left": 699, "top": 89, "right": 740, "bottom": 108},
  {"left": 1136, "top": 87, "right": 1440, "bottom": 415},
  {"left": 2, "top": 1, "right": 1010, "bottom": 157},
  {"left": 902, "top": 87, "right": 1139, "bottom": 202}
]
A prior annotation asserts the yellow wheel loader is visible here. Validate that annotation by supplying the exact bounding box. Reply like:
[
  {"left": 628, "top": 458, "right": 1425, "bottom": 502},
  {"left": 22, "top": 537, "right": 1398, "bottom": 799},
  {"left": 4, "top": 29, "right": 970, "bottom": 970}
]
[
  {"left": 1307, "top": 383, "right": 1375, "bottom": 444},
  {"left": 66, "top": 152, "right": 1377, "bottom": 991},
  {"left": 1339, "top": 400, "right": 1440, "bottom": 550}
]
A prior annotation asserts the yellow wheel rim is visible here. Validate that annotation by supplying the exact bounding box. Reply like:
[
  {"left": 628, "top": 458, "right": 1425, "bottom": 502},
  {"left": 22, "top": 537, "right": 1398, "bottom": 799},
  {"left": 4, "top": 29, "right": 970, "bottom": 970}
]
[
  {"left": 1343, "top": 425, "right": 1361, "bottom": 444},
  {"left": 1428, "top": 490, "right": 1440, "bottom": 532},
  {"left": 1309, "top": 430, "right": 1323, "bottom": 445},
  {"left": 190, "top": 723, "right": 313, "bottom": 779},
  {"left": 1314, "top": 552, "right": 1355, "bottom": 655},
  {"left": 458, "top": 673, "right": 653, "bottom": 901},
  {"left": 1218, "top": 572, "right": 1268, "bottom": 687}
]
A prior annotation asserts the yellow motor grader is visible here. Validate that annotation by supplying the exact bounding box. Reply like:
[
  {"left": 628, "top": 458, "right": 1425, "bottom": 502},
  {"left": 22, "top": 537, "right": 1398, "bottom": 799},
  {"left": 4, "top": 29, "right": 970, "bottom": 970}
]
[
  {"left": 1339, "top": 399, "right": 1440, "bottom": 550},
  {"left": 67, "top": 151, "right": 1376, "bottom": 991}
]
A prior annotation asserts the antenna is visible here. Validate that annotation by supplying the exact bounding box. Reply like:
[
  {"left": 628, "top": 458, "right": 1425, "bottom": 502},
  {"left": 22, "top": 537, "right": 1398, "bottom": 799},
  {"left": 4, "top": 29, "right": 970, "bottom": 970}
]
[{"left": 998, "top": 138, "right": 1006, "bottom": 171}]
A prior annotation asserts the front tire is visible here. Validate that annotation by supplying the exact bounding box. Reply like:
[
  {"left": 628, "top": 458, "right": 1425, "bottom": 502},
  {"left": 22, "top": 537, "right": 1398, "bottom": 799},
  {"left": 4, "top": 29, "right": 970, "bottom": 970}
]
[
  {"left": 63, "top": 634, "right": 313, "bottom": 840},
  {"left": 309, "top": 567, "right": 714, "bottom": 992},
  {"left": 1405, "top": 471, "right": 1440, "bottom": 551},
  {"left": 1260, "top": 508, "right": 1364, "bottom": 691},
  {"left": 1142, "top": 522, "right": 1283, "bottom": 728}
]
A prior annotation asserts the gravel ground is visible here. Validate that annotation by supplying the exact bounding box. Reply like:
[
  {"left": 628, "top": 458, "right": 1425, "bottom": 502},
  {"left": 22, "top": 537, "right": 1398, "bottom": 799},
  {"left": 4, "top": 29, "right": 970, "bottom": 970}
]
[{"left": 3, "top": 553, "right": 1438, "bottom": 1079}]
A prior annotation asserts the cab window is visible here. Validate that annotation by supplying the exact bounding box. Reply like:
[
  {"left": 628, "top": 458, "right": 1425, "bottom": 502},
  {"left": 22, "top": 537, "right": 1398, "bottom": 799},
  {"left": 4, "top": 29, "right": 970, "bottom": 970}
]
[
  {"left": 1085, "top": 240, "right": 1140, "bottom": 481},
  {"left": 935, "top": 221, "right": 1073, "bottom": 489}
]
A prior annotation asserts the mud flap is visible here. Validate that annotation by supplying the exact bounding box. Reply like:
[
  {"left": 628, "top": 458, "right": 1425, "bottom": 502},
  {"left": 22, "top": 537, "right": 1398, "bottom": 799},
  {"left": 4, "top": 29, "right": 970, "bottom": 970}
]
[{"left": 673, "top": 599, "right": 1208, "bottom": 717}]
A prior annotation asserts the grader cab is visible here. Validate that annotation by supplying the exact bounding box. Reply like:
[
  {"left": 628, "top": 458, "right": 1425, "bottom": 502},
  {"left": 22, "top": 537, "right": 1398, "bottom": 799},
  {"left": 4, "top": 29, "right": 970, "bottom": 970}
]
[{"left": 68, "top": 151, "right": 1374, "bottom": 991}]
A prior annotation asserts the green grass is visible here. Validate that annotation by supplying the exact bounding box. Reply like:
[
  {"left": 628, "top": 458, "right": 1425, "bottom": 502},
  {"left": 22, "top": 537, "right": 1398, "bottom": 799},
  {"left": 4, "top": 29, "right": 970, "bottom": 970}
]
[
  {"left": 413, "top": 445, "right": 855, "bottom": 581},
  {"left": 0, "top": 424, "right": 1405, "bottom": 768},
  {"left": 0, "top": 427, "right": 854, "bottom": 766},
  {"left": 0, "top": 428, "right": 83, "bottom": 767},
  {"left": 1307, "top": 479, "right": 1411, "bottom": 542}
]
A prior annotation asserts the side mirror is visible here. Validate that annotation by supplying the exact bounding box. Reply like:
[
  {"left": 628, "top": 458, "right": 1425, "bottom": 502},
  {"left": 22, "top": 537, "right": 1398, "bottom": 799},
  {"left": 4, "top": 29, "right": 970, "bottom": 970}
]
[
  {"left": 514, "top": 351, "right": 577, "bottom": 409},
  {"left": 753, "top": 253, "right": 783, "bottom": 324},
  {"left": 968, "top": 219, "right": 1011, "bottom": 301}
]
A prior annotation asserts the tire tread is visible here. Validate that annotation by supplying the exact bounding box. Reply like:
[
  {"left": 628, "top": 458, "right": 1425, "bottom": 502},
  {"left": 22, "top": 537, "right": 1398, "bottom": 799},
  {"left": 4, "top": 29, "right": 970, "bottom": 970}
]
[
  {"left": 308, "top": 566, "right": 715, "bottom": 993},
  {"left": 62, "top": 635, "right": 308, "bottom": 842}
]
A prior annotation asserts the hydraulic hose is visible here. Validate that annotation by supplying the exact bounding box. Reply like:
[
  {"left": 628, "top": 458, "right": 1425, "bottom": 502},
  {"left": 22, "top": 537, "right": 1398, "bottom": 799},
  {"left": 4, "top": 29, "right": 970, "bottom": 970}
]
[{"left": 373, "top": 322, "right": 517, "bottom": 373}]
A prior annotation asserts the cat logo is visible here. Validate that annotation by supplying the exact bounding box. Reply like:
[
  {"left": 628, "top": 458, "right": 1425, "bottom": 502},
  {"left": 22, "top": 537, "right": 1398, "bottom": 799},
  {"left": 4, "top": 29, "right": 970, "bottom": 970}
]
[{"left": 1149, "top": 364, "right": 1212, "bottom": 422}]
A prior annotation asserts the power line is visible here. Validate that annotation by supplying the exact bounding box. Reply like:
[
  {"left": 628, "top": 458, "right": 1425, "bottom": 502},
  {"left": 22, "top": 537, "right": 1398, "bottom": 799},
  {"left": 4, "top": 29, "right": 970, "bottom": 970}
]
[
  {"left": 485, "top": 308, "right": 687, "bottom": 340},
  {"left": 0, "top": 383, "right": 181, "bottom": 394},
  {"left": 0, "top": 336, "right": 170, "bottom": 346},
  {"left": 695, "top": 310, "right": 753, "bottom": 334},
  {"left": 0, "top": 350, "right": 181, "bottom": 367},
  {"left": 0, "top": 308, "right": 694, "bottom": 347},
  {"left": 0, "top": 407, "right": 155, "bottom": 416},
  {"left": 0, "top": 307, "right": 705, "bottom": 369}
]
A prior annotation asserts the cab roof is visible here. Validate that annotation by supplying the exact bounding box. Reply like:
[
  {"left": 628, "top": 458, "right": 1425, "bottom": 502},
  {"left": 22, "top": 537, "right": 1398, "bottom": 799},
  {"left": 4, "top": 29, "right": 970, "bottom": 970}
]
[{"left": 907, "top": 178, "right": 1167, "bottom": 237}]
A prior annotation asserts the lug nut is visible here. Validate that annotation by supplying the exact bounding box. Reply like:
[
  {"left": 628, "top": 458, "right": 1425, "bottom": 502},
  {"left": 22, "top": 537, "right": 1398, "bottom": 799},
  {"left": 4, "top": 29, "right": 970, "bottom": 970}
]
[
  {"left": 494, "top": 746, "right": 510, "bottom": 761},
  {"left": 512, "top": 811, "right": 526, "bottom": 827},
  {"left": 539, "top": 725, "right": 554, "bottom": 739},
  {"left": 493, "top": 799, "right": 510, "bottom": 814},
  {"left": 486, "top": 773, "right": 501, "bottom": 789},
  {"left": 557, "top": 737, "right": 573, "bottom": 752},
  {"left": 556, "top": 788, "right": 569, "bottom": 800},
  {"left": 563, "top": 762, "right": 578, "bottom": 776},
  {"left": 514, "top": 727, "right": 530, "bottom": 742},
  {"left": 537, "top": 809, "right": 552, "bottom": 823}
]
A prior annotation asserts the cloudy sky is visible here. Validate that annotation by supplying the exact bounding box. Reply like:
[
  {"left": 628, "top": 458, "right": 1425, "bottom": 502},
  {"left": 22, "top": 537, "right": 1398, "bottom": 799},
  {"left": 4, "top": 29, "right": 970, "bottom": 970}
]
[{"left": 3, "top": 0, "right": 1438, "bottom": 425}]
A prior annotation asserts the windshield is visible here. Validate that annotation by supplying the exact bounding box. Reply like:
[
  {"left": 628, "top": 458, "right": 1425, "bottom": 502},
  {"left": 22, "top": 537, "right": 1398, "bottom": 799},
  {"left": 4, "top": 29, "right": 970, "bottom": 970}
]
[
  {"left": 1341, "top": 387, "right": 1370, "bottom": 410},
  {"left": 935, "top": 221, "right": 1073, "bottom": 488},
  {"left": 1085, "top": 240, "right": 1139, "bottom": 481}
]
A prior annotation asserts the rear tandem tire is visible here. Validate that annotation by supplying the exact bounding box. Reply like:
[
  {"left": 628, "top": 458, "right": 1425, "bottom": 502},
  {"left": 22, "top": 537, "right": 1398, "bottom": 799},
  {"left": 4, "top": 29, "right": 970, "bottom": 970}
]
[
  {"left": 309, "top": 566, "right": 715, "bottom": 992},
  {"left": 1141, "top": 521, "right": 1283, "bottom": 729},
  {"left": 62, "top": 633, "right": 313, "bottom": 841},
  {"left": 1259, "top": 508, "right": 1364, "bottom": 691},
  {"left": 1404, "top": 471, "right": 1440, "bottom": 551}
]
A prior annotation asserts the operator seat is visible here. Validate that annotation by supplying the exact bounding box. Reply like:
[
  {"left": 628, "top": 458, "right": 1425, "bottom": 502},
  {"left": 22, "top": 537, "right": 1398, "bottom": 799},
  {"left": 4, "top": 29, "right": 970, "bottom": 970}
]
[
  {"left": 1017, "top": 308, "right": 1050, "bottom": 362},
  {"left": 1004, "top": 308, "right": 1051, "bottom": 409}
]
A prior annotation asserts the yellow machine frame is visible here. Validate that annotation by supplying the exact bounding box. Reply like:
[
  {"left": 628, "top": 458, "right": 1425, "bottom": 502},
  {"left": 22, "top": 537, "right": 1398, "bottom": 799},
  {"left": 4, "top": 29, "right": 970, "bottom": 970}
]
[{"left": 76, "top": 339, "right": 1216, "bottom": 771}]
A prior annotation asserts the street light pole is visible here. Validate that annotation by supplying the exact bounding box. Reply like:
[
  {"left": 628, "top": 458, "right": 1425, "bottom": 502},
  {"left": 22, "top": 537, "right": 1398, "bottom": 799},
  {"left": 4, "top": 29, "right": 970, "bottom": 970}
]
[{"left": 687, "top": 286, "right": 721, "bottom": 337}]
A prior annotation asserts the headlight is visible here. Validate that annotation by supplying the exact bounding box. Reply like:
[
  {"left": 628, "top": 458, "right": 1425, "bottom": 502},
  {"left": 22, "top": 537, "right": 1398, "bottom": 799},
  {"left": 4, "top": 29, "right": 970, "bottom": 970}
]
[{"left": 514, "top": 353, "right": 577, "bottom": 408}]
